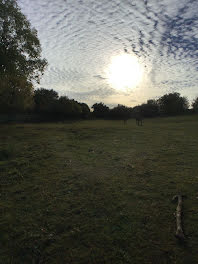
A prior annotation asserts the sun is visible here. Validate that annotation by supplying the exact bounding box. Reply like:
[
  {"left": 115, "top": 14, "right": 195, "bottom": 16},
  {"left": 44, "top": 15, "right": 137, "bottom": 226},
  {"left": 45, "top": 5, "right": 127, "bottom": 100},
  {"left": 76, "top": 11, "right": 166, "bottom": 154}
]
[{"left": 106, "top": 54, "right": 144, "bottom": 91}]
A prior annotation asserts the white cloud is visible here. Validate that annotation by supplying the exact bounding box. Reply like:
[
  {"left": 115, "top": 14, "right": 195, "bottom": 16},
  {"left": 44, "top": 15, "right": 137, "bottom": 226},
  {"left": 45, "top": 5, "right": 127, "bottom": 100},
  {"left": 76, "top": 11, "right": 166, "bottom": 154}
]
[{"left": 18, "top": 0, "right": 198, "bottom": 106}]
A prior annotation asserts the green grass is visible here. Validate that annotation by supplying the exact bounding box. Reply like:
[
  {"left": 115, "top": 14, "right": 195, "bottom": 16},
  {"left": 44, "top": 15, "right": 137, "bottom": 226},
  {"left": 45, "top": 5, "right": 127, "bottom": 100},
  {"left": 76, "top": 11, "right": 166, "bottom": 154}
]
[{"left": 1, "top": 115, "right": 198, "bottom": 263}]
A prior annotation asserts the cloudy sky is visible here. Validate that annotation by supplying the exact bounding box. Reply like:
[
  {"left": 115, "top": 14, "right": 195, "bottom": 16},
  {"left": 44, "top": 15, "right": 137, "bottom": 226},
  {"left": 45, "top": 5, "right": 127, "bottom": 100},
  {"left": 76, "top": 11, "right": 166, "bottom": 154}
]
[{"left": 18, "top": 0, "right": 198, "bottom": 107}]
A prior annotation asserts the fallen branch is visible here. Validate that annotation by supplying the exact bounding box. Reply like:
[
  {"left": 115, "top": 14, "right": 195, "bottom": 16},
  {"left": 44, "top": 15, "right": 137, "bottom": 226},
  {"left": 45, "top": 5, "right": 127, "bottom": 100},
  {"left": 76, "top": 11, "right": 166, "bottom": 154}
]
[{"left": 172, "top": 195, "right": 185, "bottom": 240}]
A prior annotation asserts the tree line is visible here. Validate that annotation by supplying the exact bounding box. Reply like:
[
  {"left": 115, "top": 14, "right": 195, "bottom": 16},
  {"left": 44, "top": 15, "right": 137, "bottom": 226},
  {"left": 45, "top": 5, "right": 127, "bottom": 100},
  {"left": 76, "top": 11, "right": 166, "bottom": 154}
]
[
  {"left": 92, "top": 93, "right": 198, "bottom": 120},
  {"left": 33, "top": 88, "right": 90, "bottom": 120},
  {"left": 1, "top": 84, "right": 198, "bottom": 121},
  {"left": 0, "top": 0, "right": 198, "bottom": 122}
]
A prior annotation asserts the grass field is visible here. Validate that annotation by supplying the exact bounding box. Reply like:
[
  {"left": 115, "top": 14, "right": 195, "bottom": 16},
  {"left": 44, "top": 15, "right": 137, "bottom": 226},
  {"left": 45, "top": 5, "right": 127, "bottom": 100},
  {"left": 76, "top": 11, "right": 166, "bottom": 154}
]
[{"left": 1, "top": 115, "right": 198, "bottom": 264}]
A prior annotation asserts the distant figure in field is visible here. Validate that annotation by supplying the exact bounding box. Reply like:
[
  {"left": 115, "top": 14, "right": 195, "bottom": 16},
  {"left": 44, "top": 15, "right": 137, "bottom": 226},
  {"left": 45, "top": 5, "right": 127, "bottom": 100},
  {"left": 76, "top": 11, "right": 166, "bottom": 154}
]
[{"left": 135, "top": 113, "right": 143, "bottom": 126}]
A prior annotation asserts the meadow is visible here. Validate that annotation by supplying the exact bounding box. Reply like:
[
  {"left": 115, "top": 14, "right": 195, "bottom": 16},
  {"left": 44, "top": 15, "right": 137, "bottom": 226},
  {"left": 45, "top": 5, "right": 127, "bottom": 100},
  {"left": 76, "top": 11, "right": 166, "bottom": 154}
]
[{"left": 1, "top": 115, "right": 198, "bottom": 264}]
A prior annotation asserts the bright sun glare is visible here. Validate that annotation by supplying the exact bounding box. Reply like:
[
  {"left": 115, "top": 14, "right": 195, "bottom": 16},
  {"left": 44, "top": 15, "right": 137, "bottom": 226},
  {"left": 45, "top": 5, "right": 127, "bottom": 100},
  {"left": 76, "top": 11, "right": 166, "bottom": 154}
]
[{"left": 106, "top": 54, "right": 144, "bottom": 91}]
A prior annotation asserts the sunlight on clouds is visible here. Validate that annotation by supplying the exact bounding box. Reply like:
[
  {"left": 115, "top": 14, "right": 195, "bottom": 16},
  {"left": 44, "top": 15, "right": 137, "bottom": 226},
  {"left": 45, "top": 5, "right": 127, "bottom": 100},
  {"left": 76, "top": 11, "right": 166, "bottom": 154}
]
[
  {"left": 106, "top": 54, "right": 144, "bottom": 92},
  {"left": 18, "top": 0, "right": 198, "bottom": 105}
]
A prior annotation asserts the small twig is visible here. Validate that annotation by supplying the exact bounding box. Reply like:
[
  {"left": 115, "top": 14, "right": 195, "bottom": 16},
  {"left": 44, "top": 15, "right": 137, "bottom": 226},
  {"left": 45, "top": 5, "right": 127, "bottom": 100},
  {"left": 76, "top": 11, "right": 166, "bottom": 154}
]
[{"left": 172, "top": 195, "right": 185, "bottom": 240}]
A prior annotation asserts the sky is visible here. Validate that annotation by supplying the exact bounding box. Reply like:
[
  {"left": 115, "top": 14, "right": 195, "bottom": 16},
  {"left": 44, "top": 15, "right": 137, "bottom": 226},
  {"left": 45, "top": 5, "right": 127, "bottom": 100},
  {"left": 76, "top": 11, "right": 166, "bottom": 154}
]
[{"left": 18, "top": 0, "right": 198, "bottom": 107}]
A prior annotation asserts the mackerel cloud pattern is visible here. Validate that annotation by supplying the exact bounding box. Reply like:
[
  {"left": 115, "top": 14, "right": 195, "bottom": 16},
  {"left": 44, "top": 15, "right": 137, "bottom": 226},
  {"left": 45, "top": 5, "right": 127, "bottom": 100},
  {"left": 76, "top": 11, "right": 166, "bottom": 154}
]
[{"left": 18, "top": 0, "right": 198, "bottom": 106}]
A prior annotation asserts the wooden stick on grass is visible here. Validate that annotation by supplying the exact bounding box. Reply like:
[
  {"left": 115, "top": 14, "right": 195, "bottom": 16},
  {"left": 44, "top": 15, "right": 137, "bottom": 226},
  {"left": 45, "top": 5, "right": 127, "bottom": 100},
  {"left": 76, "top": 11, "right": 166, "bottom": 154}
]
[{"left": 172, "top": 195, "right": 185, "bottom": 240}]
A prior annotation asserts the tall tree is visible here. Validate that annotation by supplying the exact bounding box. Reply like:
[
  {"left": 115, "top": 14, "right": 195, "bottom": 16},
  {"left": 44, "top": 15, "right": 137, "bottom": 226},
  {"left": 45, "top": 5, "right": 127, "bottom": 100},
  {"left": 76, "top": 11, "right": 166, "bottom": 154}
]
[
  {"left": 0, "top": 0, "right": 47, "bottom": 112},
  {"left": 139, "top": 99, "right": 159, "bottom": 117},
  {"left": 92, "top": 103, "right": 109, "bottom": 118},
  {"left": 34, "top": 88, "right": 58, "bottom": 114},
  {"left": 56, "top": 96, "right": 82, "bottom": 119},
  {"left": 79, "top": 103, "right": 90, "bottom": 118},
  {"left": 157, "top": 92, "right": 189, "bottom": 115},
  {"left": 110, "top": 104, "right": 132, "bottom": 120},
  {"left": 0, "top": 74, "right": 34, "bottom": 113}
]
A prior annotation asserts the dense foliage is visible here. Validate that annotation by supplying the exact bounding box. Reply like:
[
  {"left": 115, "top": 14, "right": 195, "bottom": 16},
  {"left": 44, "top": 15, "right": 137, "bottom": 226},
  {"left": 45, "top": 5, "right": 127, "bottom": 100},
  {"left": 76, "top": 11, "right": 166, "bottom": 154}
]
[
  {"left": 92, "top": 103, "right": 110, "bottom": 118},
  {"left": 34, "top": 88, "right": 90, "bottom": 120},
  {"left": 109, "top": 104, "right": 132, "bottom": 120},
  {"left": 91, "top": 93, "right": 194, "bottom": 120},
  {"left": 0, "top": 75, "right": 34, "bottom": 113},
  {"left": 0, "top": 0, "right": 47, "bottom": 113},
  {"left": 157, "top": 92, "right": 189, "bottom": 115},
  {"left": 0, "top": 0, "right": 47, "bottom": 81}
]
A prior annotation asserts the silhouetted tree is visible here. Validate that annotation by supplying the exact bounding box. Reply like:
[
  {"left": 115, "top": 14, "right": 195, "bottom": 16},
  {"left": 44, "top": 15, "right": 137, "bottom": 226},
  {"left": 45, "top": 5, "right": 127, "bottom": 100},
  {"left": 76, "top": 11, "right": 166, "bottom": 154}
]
[
  {"left": 110, "top": 104, "right": 132, "bottom": 121},
  {"left": 33, "top": 89, "right": 90, "bottom": 120},
  {"left": 139, "top": 99, "right": 159, "bottom": 117},
  {"left": 157, "top": 93, "right": 189, "bottom": 115},
  {"left": 0, "top": 0, "right": 47, "bottom": 113},
  {"left": 92, "top": 103, "right": 109, "bottom": 118},
  {"left": 0, "top": 75, "right": 34, "bottom": 113},
  {"left": 0, "top": 0, "right": 47, "bottom": 81},
  {"left": 67, "top": 99, "right": 82, "bottom": 118},
  {"left": 192, "top": 97, "right": 198, "bottom": 113},
  {"left": 79, "top": 103, "right": 90, "bottom": 118},
  {"left": 34, "top": 88, "right": 58, "bottom": 114},
  {"left": 56, "top": 97, "right": 82, "bottom": 119}
]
